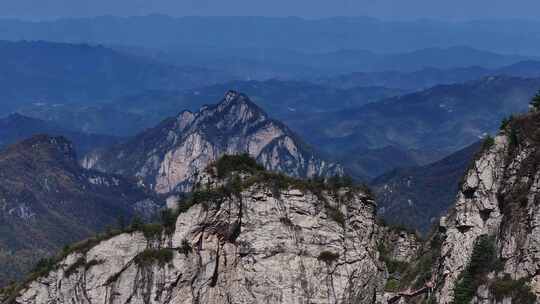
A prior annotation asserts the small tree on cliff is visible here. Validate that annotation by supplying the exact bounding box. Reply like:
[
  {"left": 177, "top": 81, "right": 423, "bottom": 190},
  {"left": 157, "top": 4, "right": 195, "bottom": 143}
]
[{"left": 529, "top": 90, "right": 540, "bottom": 111}]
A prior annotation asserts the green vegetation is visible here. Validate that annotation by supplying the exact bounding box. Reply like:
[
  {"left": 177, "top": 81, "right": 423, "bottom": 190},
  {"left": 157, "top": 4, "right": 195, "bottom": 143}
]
[
  {"left": 385, "top": 278, "right": 400, "bottom": 292},
  {"left": 160, "top": 209, "right": 178, "bottom": 233},
  {"left": 482, "top": 135, "right": 495, "bottom": 151},
  {"left": 64, "top": 257, "right": 86, "bottom": 277},
  {"left": 141, "top": 223, "right": 163, "bottom": 240},
  {"left": 178, "top": 239, "right": 193, "bottom": 256},
  {"left": 327, "top": 175, "right": 354, "bottom": 189},
  {"left": 500, "top": 115, "right": 514, "bottom": 130},
  {"left": 509, "top": 126, "right": 519, "bottom": 148},
  {"left": 452, "top": 235, "right": 499, "bottom": 304},
  {"left": 63, "top": 257, "right": 103, "bottom": 277},
  {"left": 397, "top": 232, "right": 442, "bottom": 291},
  {"left": 317, "top": 251, "right": 340, "bottom": 264},
  {"left": 130, "top": 216, "right": 144, "bottom": 231},
  {"left": 490, "top": 275, "right": 536, "bottom": 304},
  {"left": 214, "top": 154, "right": 264, "bottom": 178},
  {"left": 30, "top": 258, "right": 56, "bottom": 279},
  {"left": 134, "top": 248, "right": 174, "bottom": 267},
  {"left": 529, "top": 90, "right": 540, "bottom": 111}
]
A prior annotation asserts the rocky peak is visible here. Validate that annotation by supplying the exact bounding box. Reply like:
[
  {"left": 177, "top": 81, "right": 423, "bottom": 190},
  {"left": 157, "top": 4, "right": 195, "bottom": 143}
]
[
  {"left": 197, "top": 90, "right": 268, "bottom": 129},
  {"left": 85, "top": 91, "right": 343, "bottom": 194}
]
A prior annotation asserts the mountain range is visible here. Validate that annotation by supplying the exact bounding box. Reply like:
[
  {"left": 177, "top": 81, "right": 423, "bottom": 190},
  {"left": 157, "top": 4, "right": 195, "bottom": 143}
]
[
  {"left": 17, "top": 80, "right": 403, "bottom": 137},
  {"left": 7, "top": 102, "right": 540, "bottom": 304},
  {"left": 293, "top": 76, "right": 540, "bottom": 177},
  {"left": 1, "top": 16, "right": 539, "bottom": 55},
  {"left": 16, "top": 74, "right": 540, "bottom": 179},
  {"left": 124, "top": 45, "right": 534, "bottom": 79},
  {"left": 319, "top": 60, "right": 540, "bottom": 91},
  {"left": 0, "top": 40, "right": 231, "bottom": 115}
]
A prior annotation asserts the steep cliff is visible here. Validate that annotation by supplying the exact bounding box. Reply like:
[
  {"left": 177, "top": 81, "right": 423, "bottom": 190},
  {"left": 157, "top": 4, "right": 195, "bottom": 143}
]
[
  {"left": 5, "top": 157, "right": 383, "bottom": 304},
  {"left": 428, "top": 112, "right": 540, "bottom": 303},
  {"left": 84, "top": 91, "right": 343, "bottom": 194}
]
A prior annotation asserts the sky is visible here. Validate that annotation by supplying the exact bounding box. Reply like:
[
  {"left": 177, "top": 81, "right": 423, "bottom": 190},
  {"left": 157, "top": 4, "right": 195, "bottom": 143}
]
[{"left": 1, "top": 0, "right": 540, "bottom": 21}]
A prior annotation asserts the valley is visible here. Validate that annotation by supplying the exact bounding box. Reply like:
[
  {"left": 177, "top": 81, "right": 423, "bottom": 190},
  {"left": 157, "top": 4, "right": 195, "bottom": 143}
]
[{"left": 1, "top": 12, "right": 540, "bottom": 304}]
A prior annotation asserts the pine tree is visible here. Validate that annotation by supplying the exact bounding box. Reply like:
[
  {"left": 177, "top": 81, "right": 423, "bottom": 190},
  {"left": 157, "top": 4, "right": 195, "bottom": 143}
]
[{"left": 529, "top": 90, "right": 540, "bottom": 111}]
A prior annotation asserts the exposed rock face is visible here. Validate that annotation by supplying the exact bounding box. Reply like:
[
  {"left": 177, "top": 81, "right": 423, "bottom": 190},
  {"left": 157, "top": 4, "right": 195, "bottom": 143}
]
[
  {"left": 432, "top": 113, "right": 540, "bottom": 303},
  {"left": 0, "top": 135, "right": 160, "bottom": 287},
  {"left": 10, "top": 170, "right": 384, "bottom": 304},
  {"left": 383, "top": 229, "right": 421, "bottom": 263},
  {"left": 84, "top": 91, "right": 343, "bottom": 194}
]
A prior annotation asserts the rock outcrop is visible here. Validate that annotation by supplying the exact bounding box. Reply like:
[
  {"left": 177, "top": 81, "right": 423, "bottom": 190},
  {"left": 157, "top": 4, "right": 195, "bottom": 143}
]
[
  {"left": 84, "top": 91, "right": 343, "bottom": 194},
  {"left": 431, "top": 112, "right": 540, "bottom": 303},
  {"left": 7, "top": 159, "right": 383, "bottom": 304}
]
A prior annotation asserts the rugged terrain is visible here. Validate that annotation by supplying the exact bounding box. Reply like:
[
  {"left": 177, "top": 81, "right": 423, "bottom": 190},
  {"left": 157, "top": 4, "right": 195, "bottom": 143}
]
[
  {"left": 3, "top": 156, "right": 387, "bottom": 304},
  {"left": 430, "top": 111, "right": 540, "bottom": 303},
  {"left": 381, "top": 110, "right": 540, "bottom": 304},
  {"left": 0, "top": 135, "right": 160, "bottom": 286},
  {"left": 7, "top": 109, "right": 540, "bottom": 304},
  {"left": 84, "top": 91, "right": 343, "bottom": 194}
]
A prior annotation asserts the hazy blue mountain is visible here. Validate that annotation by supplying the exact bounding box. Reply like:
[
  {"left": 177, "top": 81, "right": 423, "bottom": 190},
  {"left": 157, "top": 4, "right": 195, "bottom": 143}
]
[
  {"left": 371, "top": 141, "right": 482, "bottom": 233},
  {"left": 18, "top": 80, "right": 403, "bottom": 136},
  {"left": 121, "top": 45, "right": 532, "bottom": 79},
  {"left": 291, "top": 76, "right": 540, "bottom": 177},
  {"left": 0, "top": 40, "right": 231, "bottom": 115},
  {"left": 1, "top": 16, "right": 540, "bottom": 55},
  {"left": 320, "top": 60, "right": 540, "bottom": 91},
  {"left": 319, "top": 66, "right": 493, "bottom": 91},
  {"left": 0, "top": 113, "right": 119, "bottom": 155},
  {"left": 337, "top": 146, "right": 420, "bottom": 180}
]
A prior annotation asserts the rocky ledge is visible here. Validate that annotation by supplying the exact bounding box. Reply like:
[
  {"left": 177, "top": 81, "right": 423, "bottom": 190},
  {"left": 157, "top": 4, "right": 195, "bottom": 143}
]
[{"left": 6, "top": 156, "right": 384, "bottom": 304}]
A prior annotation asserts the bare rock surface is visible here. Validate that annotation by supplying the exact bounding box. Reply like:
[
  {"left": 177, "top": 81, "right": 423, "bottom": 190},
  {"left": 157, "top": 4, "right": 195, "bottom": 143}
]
[
  {"left": 10, "top": 170, "right": 383, "bottom": 304},
  {"left": 84, "top": 91, "right": 343, "bottom": 194}
]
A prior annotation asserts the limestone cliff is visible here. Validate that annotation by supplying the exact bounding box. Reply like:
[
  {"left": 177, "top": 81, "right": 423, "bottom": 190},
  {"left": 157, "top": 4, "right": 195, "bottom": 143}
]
[
  {"left": 6, "top": 159, "right": 382, "bottom": 304},
  {"left": 432, "top": 112, "right": 540, "bottom": 303},
  {"left": 84, "top": 91, "right": 343, "bottom": 194}
]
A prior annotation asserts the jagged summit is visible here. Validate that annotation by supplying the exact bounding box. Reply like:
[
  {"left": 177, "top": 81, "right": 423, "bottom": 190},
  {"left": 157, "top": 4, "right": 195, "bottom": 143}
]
[{"left": 85, "top": 91, "right": 343, "bottom": 194}]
